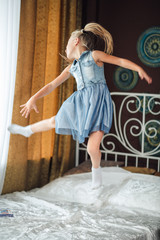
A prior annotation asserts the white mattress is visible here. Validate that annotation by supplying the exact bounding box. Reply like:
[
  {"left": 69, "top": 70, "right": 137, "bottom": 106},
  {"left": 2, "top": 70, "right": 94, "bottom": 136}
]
[{"left": 0, "top": 167, "right": 160, "bottom": 240}]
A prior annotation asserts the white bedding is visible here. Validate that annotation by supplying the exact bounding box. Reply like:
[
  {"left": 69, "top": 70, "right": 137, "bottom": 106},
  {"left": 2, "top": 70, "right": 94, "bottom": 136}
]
[{"left": 0, "top": 167, "right": 160, "bottom": 240}]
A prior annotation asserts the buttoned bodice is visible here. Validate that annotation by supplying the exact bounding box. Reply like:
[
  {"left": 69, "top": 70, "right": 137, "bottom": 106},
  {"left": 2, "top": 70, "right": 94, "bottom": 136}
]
[{"left": 69, "top": 51, "right": 106, "bottom": 90}]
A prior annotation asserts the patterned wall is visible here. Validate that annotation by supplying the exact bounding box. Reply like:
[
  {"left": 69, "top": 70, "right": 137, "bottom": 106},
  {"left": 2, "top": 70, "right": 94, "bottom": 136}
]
[{"left": 82, "top": 0, "right": 160, "bottom": 94}]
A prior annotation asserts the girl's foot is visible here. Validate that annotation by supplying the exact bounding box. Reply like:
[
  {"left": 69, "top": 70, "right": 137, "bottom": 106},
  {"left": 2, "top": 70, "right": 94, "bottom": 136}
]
[{"left": 8, "top": 124, "right": 33, "bottom": 137}]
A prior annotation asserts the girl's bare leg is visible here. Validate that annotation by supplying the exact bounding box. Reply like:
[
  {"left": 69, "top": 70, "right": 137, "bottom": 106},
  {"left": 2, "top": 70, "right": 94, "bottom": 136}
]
[
  {"left": 31, "top": 116, "right": 55, "bottom": 133},
  {"left": 87, "top": 130, "right": 104, "bottom": 168},
  {"left": 87, "top": 130, "right": 104, "bottom": 189}
]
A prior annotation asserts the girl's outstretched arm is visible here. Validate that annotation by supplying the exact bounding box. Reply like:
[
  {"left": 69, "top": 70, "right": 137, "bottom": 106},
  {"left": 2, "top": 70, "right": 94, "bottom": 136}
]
[
  {"left": 92, "top": 51, "right": 152, "bottom": 84},
  {"left": 20, "top": 64, "right": 71, "bottom": 118}
]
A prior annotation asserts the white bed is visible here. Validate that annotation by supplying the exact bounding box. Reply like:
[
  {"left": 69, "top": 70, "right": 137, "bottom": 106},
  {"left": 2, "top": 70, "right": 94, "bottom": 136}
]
[{"left": 0, "top": 167, "right": 160, "bottom": 240}]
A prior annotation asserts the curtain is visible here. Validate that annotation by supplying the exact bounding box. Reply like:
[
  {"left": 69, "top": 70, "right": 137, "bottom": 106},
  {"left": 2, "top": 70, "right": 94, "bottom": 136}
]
[
  {"left": 26, "top": 0, "right": 62, "bottom": 190},
  {"left": 0, "top": 0, "right": 21, "bottom": 194},
  {"left": 50, "top": 0, "right": 82, "bottom": 181},
  {"left": 2, "top": 0, "right": 82, "bottom": 194}
]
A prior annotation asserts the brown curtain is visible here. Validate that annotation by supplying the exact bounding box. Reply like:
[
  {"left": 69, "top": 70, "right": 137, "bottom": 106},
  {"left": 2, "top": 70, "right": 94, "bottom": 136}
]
[
  {"left": 2, "top": 0, "right": 82, "bottom": 194},
  {"left": 49, "top": 0, "right": 82, "bottom": 181}
]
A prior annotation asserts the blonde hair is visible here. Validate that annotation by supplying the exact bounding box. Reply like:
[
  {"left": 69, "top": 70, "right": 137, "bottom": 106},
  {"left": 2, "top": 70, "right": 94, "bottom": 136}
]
[{"left": 71, "top": 22, "right": 113, "bottom": 54}]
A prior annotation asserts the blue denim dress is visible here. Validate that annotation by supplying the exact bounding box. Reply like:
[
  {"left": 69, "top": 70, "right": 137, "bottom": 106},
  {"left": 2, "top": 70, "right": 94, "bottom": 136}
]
[{"left": 55, "top": 50, "right": 113, "bottom": 143}]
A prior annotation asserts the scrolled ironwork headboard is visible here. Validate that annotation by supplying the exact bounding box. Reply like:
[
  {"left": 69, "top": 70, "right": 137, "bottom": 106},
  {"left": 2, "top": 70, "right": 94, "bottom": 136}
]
[{"left": 76, "top": 92, "right": 160, "bottom": 171}]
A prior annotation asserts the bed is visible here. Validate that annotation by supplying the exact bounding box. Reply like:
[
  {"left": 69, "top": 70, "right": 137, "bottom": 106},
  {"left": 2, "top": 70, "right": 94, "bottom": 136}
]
[
  {"left": 0, "top": 167, "right": 160, "bottom": 240},
  {"left": 0, "top": 92, "right": 160, "bottom": 240}
]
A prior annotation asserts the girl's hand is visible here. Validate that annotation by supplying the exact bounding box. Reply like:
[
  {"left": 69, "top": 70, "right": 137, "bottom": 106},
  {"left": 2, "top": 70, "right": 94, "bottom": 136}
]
[
  {"left": 20, "top": 97, "right": 39, "bottom": 118},
  {"left": 138, "top": 68, "right": 152, "bottom": 84}
]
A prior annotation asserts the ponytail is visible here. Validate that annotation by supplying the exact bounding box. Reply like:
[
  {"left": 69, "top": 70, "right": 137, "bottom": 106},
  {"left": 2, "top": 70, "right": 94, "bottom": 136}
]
[
  {"left": 83, "top": 23, "right": 113, "bottom": 54},
  {"left": 71, "top": 23, "right": 113, "bottom": 54}
]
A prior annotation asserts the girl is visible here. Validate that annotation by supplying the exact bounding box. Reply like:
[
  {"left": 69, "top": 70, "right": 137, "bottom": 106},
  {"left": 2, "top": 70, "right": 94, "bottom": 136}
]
[{"left": 8, "top": 23, "right": 152, "bottom": 189}]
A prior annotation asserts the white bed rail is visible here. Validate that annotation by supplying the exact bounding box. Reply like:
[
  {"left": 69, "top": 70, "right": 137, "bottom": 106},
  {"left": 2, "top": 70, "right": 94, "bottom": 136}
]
[{"left": 76, "top": 92, "right": 160, "bottom": 171}]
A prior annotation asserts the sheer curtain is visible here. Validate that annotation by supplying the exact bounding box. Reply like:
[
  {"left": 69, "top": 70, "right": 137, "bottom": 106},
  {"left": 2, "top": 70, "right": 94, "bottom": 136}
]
[{"left": 0, "top": 0, "right": 21, "bottom": 194}]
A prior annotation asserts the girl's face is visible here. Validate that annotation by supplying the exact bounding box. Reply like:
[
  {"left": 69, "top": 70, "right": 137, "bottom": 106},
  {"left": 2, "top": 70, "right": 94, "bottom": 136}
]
[{"left": 65, "top": 36, "right": 77, "bottom": 60}]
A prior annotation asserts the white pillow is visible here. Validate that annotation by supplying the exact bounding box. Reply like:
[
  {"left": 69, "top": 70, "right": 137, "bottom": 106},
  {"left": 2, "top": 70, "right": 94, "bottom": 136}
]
[
  {"left": 108, "top": 175, "right": 160, "bottom": 212},
  {"left": 30, "top": 167, "right": 130, "bottom": 205}
]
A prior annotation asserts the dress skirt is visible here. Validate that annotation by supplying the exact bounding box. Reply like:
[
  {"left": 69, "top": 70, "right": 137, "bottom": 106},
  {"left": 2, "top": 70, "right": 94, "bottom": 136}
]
[{"left": 55, "top": 83, "right": 113, "bottom": 143}]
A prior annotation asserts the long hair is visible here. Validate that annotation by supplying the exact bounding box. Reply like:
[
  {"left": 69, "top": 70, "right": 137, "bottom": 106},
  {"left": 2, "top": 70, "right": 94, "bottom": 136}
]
[{"left": 71, "top": 23, "right": 113, "bottom": 54}]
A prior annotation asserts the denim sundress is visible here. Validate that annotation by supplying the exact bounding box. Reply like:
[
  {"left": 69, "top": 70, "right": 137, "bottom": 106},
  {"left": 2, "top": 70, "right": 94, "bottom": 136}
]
[{"left": 55, "top": 50, "right": 113, "bottom": 143}]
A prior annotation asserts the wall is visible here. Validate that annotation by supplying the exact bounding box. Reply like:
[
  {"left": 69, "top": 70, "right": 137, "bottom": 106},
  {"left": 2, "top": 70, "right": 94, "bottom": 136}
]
[{"left": 82, "top": 0, "right": 160, "bottom": 93}]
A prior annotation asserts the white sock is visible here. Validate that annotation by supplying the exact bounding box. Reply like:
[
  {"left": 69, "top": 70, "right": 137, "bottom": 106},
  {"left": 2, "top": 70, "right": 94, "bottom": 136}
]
[
  {"left": 8, "top": 124, "right": 33, "bottom": 138},
  {"left": 91, "top": 166, "right": 102, "bottom": 189}
]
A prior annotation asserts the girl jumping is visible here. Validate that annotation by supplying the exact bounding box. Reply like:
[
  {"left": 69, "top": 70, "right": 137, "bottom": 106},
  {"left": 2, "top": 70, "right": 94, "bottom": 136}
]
[{"left": 8, "top": 23, "right": 152, "bottom": 189}]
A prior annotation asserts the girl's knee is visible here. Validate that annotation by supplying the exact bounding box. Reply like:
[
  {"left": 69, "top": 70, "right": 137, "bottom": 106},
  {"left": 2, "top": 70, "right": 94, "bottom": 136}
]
[{"left": 49, "top": 116, "right": 55, "bottom": 128}]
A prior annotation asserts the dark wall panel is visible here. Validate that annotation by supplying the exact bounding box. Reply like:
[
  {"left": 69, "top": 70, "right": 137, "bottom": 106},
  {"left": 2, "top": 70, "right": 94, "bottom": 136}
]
[{"left": 82, "top": 0, "right": 160, "bottom": 93}]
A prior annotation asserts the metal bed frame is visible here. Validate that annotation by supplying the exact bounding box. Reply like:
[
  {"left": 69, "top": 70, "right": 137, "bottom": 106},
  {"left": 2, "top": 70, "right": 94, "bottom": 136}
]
[{"left": 76, "top": 92, "right": 160, "bottom": 171}]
